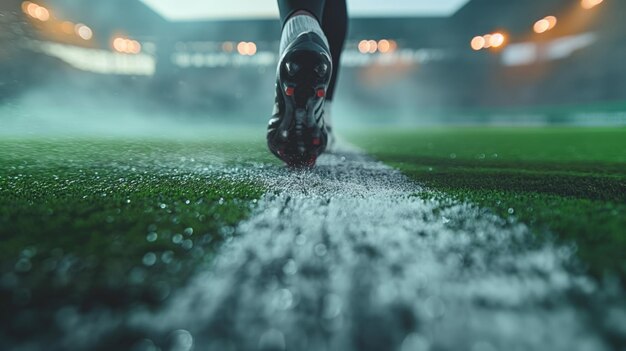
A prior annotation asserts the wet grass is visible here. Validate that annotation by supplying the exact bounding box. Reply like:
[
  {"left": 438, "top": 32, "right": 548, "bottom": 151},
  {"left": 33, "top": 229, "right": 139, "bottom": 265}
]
[
  {"left": 3, "top": 127, "right": 625, "bottom": 346},
  {"left": 0, "top": 137, "right": 275, "bottom": 344},
  {"left": 349, "top": 127, "right": 626, "bottom": 282}
]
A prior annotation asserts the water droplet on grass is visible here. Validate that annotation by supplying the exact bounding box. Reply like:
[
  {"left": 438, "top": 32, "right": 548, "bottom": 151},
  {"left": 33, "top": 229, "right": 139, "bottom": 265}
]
[
  {"left": 21, "top": 247, "right": 37, "bottom": 258},
  {"left": 161, "top": 251, "right": 174, "bottom": 264},
  {"left": 322, "top": 293, "right": 342, "bottom": 319},
  {"left": 508, "top": 208, "right": 515, "bottom": 215},
  {"left": 314, "top": 243, "right": 327, "bottom": 257},
  {"left": 146, "top": 232, "right": 158, "bottom": 242},
  {"left": 169, "top": 329, "right": 193, "bottom": 351},
  {"left": 182, "top": 239, "right": 193, "bottom": 250},
  {"left": 283, "top": 259, "right": 297, "bottom": 275},
  {"left": 275, "top": 288, "right": 293, "bottom": 310},
  {"left": 15, "top": 258, "right": 32, "bottom": 272},
  {"left": 172, "top": 234, "right": 183, "bottom": 244},
  {"left": 142, "top": 252, "right": 157, "bottom": 266}
]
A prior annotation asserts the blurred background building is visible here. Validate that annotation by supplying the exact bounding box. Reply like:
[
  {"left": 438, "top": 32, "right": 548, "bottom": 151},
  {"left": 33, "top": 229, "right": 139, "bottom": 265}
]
[{"left": 1, "top": 0, "right": 625, "bottom": 126}]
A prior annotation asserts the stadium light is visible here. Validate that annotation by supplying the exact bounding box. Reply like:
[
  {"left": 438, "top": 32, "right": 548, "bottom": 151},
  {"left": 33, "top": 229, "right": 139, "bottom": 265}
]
[
  {"left": 490, "top": 33, "right": 505, "bottom": 48},
  {"left": 34, "top": 6, "right": 49, "bottom": 21},
  {"left": 378, "top": 40, "right": 390, "bottom": 53},
  {"left": 237, "top": 42, "right": 246, "bottom": 55},
  {"left": 367, "top": 40, "right": 378, "bottom": 54},
  {"left": 581, "top": 0, "right": 603, "bottom": 10},
  {"left": 482, "top": 34, "right": 493, "bottom": 48},
  {"left": 22, "top": 1, "right": 50, "bottom": 21},
  {"left": 247, "top": 42, "right": 257, "bottom": 55},
  {"left": 128, "top": 40, "right": 142, "bottom": 54},
  {"left": 545, "top": 16, "right": 557, "bottom": 29},
  {"left": 534, "top": 19, "right": 550, "bottom": 33},
  {"left": 471, "top": 32, "right": 506, "bottom": 51},
  {"left": 237, "top": 42, "right": 257, "bottom": 56},
  {"left": 358, "top": 40, "right": 370, "bottom": 54},
  {"left": 75, "top": 24, "right": 93, "bottom": 40},
  {"left": 22, "top": 2, "right": 35, "bottom": 16},
  {"left": 470, "top": 36, "right": 485, "bottom": 51},
  {"left": 358, "top": 39, "right": 397, "bottom": 54},
  {"left": 113, "top": 37, "right": 142, "bottom": 55},
  {"left": 534, "top": 16, "right": 557, "bottom": 34},
  {"left": 389, "top": 40, "right": 398, "bottom": 52}
]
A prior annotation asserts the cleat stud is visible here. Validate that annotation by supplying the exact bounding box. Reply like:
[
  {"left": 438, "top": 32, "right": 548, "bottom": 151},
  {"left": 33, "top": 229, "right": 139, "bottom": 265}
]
[
  {"left": 314, "top": 63, "right": 328, "bottom": 77},
  {"left": 317, "top": 89, "right": 326, "bottom": 98},
  {"left": 286, "top": 62, "right": 300, "bottom": 76}
]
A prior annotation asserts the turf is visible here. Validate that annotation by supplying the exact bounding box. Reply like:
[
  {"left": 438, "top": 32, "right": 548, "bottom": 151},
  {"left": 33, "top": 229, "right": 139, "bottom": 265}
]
[
  {"left": 0, "top": 136, "right": 275, "bottom": 341},
  {"left": 2, "top": 127, "right": 625, "bottom": 345},
  {"left": 349, "top": 127, "right": 626, "bottom": 282}
]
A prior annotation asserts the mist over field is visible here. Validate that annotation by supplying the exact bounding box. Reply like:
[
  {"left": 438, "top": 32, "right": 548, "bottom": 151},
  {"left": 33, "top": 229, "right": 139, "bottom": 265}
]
[
  {"left": 3, "top": 0, "right": 626, "bottom": 137},
  {"left": 1, "top": 1, "right": 626, "bottom": 350}
]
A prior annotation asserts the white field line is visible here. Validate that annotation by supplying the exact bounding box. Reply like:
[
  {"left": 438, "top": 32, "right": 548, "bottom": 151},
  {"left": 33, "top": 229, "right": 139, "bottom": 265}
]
[{"left": 120, "top": 148, "right": 624, "bottom": 351}]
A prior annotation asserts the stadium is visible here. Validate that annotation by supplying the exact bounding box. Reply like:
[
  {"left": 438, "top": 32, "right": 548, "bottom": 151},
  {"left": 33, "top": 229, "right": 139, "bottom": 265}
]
[{"left": 0, "top": 0, "right": 625, "bottom": 350}]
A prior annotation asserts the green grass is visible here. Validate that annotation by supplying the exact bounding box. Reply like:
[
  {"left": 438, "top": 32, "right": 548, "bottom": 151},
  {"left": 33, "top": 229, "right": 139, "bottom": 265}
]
[
  {"left": 3, "top": 126, "right": 625, "bottom": 343},
  {"left": 0, "top": 136, "right": 275, "bottom": 338},
  {"left": 349, "top": 127, "right": 626, "bottom": 281}
]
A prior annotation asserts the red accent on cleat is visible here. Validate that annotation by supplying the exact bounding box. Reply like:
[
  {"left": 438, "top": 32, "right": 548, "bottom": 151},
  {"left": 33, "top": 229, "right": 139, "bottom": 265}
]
[
  {"left": 317, "top": 89, "right": 326, "bottom": 98},
  {"left": 312, "top": 138, "right": 321, "bottom": 146},
  {"left": 285, "top": 87, "right": 295, "bottom": 96}
]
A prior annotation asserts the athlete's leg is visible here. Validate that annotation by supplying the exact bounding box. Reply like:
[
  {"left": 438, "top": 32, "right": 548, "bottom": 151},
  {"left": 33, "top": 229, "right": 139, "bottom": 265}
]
[
  {"left": 277, "top": 0, "right": 326, "bottom": 26},
  {"left": 276, "top": 0, "right": 347, "bottom": 100},
  {"left": 318, "top": 0, "right": 348, "bottom": 149},
  {"left": 320, "top": 0, "right": 348, "bottom": 102}
]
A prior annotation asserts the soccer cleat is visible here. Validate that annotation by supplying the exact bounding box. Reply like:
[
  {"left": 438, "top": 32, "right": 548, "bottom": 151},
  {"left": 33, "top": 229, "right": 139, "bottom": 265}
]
[{"left": 267, "top": 32, "right": 332, "bottom": 168}]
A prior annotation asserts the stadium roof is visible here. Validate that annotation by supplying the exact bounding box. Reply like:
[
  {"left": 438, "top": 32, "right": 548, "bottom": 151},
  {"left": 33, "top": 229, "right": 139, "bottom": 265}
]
[{"left": 140, "top": 0, "right": 471, "bottom": 21}]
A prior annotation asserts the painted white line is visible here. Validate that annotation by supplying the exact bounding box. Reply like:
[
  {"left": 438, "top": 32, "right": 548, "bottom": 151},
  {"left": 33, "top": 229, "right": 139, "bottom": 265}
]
[{"left": 126, "top": 149, "right": 621, "bottom": 351}]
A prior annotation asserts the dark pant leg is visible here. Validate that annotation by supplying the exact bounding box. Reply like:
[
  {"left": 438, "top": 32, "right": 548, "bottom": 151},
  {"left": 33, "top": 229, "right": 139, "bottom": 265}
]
[
  {"left": 320, "top": 0, "right": 348, "bottom": 101},
  {"left": 277, "top": 0, "right": 326, "bottom": 26}
]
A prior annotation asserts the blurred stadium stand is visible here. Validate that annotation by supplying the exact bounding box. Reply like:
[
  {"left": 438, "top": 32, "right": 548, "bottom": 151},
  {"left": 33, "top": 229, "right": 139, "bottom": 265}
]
[{"left": 1, "top": 0, "right": 625, "bottom": 124}]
